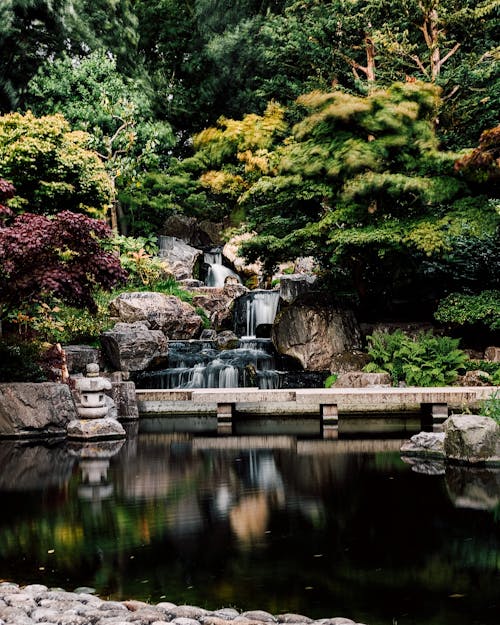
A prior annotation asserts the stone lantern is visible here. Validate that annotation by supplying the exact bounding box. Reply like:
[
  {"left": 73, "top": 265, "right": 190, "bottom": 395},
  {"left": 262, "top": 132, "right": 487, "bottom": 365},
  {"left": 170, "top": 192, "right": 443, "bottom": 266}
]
[
  {"left": 68, "top": 364, "right": 126, "bottom": 440},
  {"left": 75, "top": 363, "right": 112, "bottom": 419}
]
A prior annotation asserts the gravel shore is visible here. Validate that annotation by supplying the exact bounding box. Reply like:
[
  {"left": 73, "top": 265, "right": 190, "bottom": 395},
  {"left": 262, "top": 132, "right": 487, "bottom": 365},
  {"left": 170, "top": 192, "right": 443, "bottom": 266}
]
[{"left": 0, "top": 582, "right": 367, "bottom": 625}]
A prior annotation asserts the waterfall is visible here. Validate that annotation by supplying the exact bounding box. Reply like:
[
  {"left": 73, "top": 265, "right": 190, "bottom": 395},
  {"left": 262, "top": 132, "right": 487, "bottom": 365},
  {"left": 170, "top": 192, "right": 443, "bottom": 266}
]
[
  {"left": 242, "top": 290, "right": 280, "bottom": 338},
  {"left": 204, "top": 249, "right": 241, "bottom": 287},
  {"left": 133, "top": 277, "right": 284, "bottom": 390},
  {"left": 134, "top": 337, "right": 283, "bottom": 390}
]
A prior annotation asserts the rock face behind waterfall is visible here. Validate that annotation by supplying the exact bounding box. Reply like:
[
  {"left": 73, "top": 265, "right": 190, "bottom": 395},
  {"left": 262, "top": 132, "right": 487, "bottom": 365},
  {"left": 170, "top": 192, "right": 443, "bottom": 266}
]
[
  {"left": 157, "top": 235, "right": 202, "bottom": 280},
  {"left": 109, "top": 292, "right": 203, "bottom": 339},
  {"left": 272, "top": 294, "right": 362, "bottom": 371}
]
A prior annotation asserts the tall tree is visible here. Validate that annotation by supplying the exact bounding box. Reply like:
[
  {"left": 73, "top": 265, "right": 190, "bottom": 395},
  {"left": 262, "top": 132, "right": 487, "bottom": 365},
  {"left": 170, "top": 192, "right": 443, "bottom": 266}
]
[
  {"left": 0, "top": 0, "right": 140, "bottom": 112},
  {"left": 0, "top": 111, "right": 112, "bottom": 218},
  {"left": 27, "top": 51, "right": 175, "bottom": 232},
  {"left": 190, "top": 82, "right": 499, "bottom": 313}
]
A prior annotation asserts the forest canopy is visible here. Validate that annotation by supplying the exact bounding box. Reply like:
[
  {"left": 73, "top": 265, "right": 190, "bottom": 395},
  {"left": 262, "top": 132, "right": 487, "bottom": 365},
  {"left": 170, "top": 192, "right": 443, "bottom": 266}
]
[{"left": 0, "top": 0, "right": 499, "bottom": 322}]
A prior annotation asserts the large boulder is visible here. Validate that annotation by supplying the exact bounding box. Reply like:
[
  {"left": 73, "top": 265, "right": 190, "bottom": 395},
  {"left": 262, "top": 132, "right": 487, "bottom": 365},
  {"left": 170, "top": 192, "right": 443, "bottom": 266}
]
[
  {"left": 157, "top": 236, "right": 202, "bottom": 280},
  {"left": 272, "top": 296, "right": 362, "bottom": 371},
  {"left": 485, "top": 346, "right": 500, "bottom": 362},
  {"left": 444, "top": 415, "right": 500, "bottom": 464},
  {"left": 101, "top": 322, "right": 168, "bottom": 372},
  {"left": 0, "top": 383, "right": 77, "bottom": 438},
  {"left": 109, "top": 291, "right": 203, "bottom": 339},
  {"left": 64, "top": 345, "right": 100, "bottom": 374},
  {"left": 279, "top": 274, "right": 317, "bottom": 304},
  {"left": 162, "top": 215, "right": 223, "bottom": 246}
]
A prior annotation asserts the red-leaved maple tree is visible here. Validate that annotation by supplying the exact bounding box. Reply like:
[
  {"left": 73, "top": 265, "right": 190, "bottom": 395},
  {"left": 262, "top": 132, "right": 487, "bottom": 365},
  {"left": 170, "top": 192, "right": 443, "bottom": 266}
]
[{"left": 0, "top": 178, "right": 127, "bottom": 315}]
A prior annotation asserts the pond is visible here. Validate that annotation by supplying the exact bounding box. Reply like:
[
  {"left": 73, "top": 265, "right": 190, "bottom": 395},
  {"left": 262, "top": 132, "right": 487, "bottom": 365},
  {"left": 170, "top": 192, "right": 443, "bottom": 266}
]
[{"left": 0, "top": 419, "right": 498, "bottom": 625}]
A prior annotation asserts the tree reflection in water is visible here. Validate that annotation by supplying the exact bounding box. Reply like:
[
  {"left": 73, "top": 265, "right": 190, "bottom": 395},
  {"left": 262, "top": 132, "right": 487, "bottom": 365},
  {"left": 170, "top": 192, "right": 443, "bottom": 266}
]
[{"left": 0, "top": 428, "right": 498, "bottom": 625}]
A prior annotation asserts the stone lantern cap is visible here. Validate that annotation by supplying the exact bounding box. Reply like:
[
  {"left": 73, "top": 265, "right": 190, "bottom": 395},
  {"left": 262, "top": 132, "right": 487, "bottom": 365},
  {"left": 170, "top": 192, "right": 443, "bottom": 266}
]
[{"left": 75, "top": 364, "right": 112, "bottom": 392}]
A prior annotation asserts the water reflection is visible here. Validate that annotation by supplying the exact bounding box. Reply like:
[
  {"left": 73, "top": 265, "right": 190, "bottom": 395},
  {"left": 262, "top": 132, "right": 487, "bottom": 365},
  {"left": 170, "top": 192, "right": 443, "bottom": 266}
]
[{"left": 0, "top": 426, "right": 498, "bottom": 625}]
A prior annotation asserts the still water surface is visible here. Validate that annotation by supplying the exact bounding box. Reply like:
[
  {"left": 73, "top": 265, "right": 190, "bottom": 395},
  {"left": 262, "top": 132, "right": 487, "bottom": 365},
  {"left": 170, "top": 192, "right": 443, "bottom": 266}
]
[{"left": 0, "top": 419, "right": 499, "bottom": 625}]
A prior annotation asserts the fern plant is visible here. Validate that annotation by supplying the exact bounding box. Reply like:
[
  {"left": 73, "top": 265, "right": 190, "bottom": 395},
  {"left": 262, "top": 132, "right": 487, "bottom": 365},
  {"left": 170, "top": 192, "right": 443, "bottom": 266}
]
[{"left": 364, "top": 330, "right": 468, "bottom": 387}]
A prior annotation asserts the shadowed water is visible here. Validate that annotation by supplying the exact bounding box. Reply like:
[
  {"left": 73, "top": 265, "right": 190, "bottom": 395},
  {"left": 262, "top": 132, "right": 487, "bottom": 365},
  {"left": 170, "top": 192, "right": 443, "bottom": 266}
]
[{"left": 0, "top": 422, "right": 498, "bottom": 625}]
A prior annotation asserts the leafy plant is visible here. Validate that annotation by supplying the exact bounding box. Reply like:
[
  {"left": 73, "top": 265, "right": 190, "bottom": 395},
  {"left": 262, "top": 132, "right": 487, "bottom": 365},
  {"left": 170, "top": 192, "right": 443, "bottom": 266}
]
[
  {"left": 435, "top": 290, "right": 500, "bottom": 331},
  {"left": 0, "top": 206, "right": 127, "bottom": 320},
  {"left": 464, "top": 359, "right": 500, "bottom": 385},
  {"left": 110, "top": 234, "right": 168, "bottom": 288},
  {"left": 479, "top": 390, "right": 500, "bottom": 424},
  {"left": 324, "top": 373, "right": 338, "bottom": 388},
  {"left": 364, "top": 330, "right": 469, "bottom": 387}
]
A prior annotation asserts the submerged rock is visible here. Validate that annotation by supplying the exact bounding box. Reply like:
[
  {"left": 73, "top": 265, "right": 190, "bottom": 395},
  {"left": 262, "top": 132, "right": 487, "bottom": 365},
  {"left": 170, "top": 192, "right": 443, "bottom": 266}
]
[
  {"left": 400, "top": 431, "right": 446, "bottom": 458},
  {"left": 401, "top": 414, "right": 500, "bottom": 466},
  {"left": 445, "top": 464, "right": 500, "bottom": 510},
  {"left": 444, "top": 414, "right": 500, "bottom": 464},
  {"left": 67, "top": 417, "right": 126, "bottom": 440}
]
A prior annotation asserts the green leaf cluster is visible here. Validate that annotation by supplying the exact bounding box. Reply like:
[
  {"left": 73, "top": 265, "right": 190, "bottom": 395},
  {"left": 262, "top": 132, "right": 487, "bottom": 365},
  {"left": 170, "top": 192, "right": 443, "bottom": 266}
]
[
  {"left": 435, "top": 290, "right": 500, "bottom": 331},
  {"left": 364, "top": 330, "right": 469, "bottom": 386},
  {"left": 479, "top": 390, "right": 500, "bottom": 424},
  {"left": 0, "top": 111, "right": 111, "bottom": 218}
]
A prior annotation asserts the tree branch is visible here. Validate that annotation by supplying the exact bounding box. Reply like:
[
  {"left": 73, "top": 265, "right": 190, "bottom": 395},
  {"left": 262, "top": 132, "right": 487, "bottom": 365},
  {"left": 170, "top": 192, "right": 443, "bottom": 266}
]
[
  {"left": 437, "top": 42, "right": 461, "bottom": 72},
  {"left": 411, "top": 54, "right": 429, "bottom": 77}
]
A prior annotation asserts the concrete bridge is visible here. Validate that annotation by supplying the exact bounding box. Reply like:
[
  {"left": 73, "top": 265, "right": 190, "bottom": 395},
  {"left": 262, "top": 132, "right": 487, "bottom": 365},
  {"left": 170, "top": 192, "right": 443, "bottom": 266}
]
[{"left": 135, "top": 386, "right": 497, "bottom": 428}]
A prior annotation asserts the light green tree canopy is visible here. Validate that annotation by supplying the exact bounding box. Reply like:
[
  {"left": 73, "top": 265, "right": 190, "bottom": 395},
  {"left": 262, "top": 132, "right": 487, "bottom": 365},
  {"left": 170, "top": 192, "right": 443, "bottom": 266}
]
[
  {"left": 0, "top": 111, "right": 112, "bottom": 218},
  {"left": 190, "top": 82, "right": 499, "bottom": 308}
]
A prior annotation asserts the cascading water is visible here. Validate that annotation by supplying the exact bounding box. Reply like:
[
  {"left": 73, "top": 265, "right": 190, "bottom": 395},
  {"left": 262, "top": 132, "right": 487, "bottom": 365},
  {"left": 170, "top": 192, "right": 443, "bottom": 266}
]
[
  {"left": 204, "top": 249, "right": 241, "bottom": 288},
  {"left": 134, "top": 290, "right": 285, "bottom": 390},
  {"left": 242, "top": 290, "right": 280, "bottom": 338},
  {"left": 135, "top": 338, "right": 281, "bottom": 390}
]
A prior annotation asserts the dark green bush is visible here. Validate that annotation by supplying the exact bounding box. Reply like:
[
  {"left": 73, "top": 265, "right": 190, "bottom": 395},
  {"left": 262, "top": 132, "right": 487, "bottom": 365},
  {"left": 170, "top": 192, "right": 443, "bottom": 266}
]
[{"left": 0, "top": 340, "right": 47, "bottom": 382}]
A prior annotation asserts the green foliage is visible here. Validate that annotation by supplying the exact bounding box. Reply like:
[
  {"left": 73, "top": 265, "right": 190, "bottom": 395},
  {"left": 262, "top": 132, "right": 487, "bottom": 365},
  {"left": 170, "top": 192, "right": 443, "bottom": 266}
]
[
  {"left": 0, "top": 339, "right": 46, "bottom": 382},
  {"left": 27, "top": 50, "right": 173, "bottom": 166},
  {"left": 0, "top": 111, "right": 111, "bottom": 217},
  {"left": 435, "top": 290, "right": 500, "bottom": 331},
  {"left": 324, "top": 373, "right": 338, "bottom": 388},
  {"left": 479, "top": 390, "right": 500, "bottom": 424},
  {"left": 110, "top": 235, "right": 168, "bottom": 288},
  {"left": 0, "top": 0, "right": 141, "bottom": 112},
  {"left": 193, "top": 81, "right": 498, "bottom": 309},
  {"left": 364, "top": 330, "right": 469, "bottom": 387},
  {"left": 464, "top": 360, "right": 500, "bottom": 385}
]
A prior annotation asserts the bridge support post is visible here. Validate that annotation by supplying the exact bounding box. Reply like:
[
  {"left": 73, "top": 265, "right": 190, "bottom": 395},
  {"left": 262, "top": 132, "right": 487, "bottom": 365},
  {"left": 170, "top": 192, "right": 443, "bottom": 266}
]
[
  {"left": 217, "top": 403, "right": 233, "bottom": 423},
  {"left": 421, "top": 402, "right": 449, "bottom": 430},
  {"left": 320, "top": 404, "right": 339, "bottom": 425}
]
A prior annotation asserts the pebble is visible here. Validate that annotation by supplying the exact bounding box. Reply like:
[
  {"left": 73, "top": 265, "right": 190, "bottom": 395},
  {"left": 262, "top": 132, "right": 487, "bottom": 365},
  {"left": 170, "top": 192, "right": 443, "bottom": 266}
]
[{"left": 0, "top": 583, "right": 368, "bottom": 625}]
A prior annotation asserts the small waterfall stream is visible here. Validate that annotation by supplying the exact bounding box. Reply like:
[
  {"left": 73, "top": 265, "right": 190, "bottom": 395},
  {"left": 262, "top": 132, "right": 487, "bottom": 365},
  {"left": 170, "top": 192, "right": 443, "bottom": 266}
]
[
  {"left": 204, "top": 249, "right": 241, "bottom": 287},
  {"left": 242, "top": 290, "right": 280, "bottom": 338}
]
